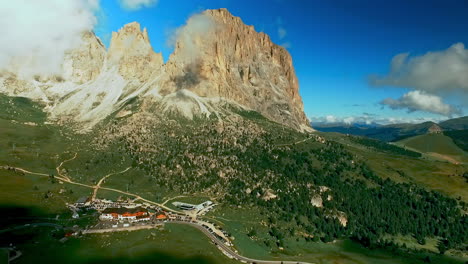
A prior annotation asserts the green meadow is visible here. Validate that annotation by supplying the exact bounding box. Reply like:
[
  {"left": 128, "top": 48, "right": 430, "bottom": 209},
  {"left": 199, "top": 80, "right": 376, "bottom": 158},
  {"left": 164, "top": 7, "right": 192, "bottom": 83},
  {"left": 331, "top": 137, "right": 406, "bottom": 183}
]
[{"left": 396, "top": 133, "right": 468, "bottom": 164}]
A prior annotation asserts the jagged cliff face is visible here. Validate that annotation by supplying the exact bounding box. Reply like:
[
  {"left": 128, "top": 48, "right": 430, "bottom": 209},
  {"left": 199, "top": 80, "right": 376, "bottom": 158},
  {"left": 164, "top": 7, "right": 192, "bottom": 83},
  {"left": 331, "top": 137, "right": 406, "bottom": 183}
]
[
  {"left": 161, "top": 9, "right": 309, "bottom": 130},
  {"left": 0, "top": 9, "right": 311, "bottom": 132},
  {"left": 107, "top": 22, "right": 163, "bottom": 81},
  {"left": 62, "top": 32, "right": 106, "bottom": 84}
]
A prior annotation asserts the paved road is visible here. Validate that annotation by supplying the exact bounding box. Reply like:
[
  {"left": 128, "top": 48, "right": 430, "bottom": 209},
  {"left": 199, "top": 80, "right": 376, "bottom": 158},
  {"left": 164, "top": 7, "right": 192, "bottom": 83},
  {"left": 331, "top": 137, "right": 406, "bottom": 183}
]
[
  {"left": 2, "top": 165, "right": 314, "bottom": 263},
  {"left": 168, "top": 221, "right": 315, "bottom": 264},
  {"left": 275, "top": 136, "right": 314, "bottom": 147}
]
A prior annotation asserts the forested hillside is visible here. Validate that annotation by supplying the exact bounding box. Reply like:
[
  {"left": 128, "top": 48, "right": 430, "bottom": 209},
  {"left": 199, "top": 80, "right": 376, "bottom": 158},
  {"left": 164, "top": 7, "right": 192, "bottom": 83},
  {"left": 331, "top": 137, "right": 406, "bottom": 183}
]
[
  {"left": 0, "top": 97, "right": 466, "bottom": 261},
  {"left": 445, "top": 130, "right": 468, "bottom": 152},
  {"left": 84, "top": 108, "right": 468, "bottom": 254}
]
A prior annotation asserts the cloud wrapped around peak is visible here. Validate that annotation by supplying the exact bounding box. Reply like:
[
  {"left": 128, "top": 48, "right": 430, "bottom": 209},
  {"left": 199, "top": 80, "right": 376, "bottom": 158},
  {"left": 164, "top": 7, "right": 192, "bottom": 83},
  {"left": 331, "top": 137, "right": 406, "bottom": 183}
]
[
  {"left": 278, "top": 27, "right": 287, "bottom": 39},
  {"left": 370, "top": 43, "right": 468, "bottom": 95},
  {"left": 380, "top": 90, "right": 461, "bottom": 117},
  {"left": 0, "top": 0, "right": 99, "bottom": 79},
  {"left": 118, "top": 0, "right": 158, "bottom": 11},
  {"left": 169, "top": 12, "right": 219, "bottom": 63}
]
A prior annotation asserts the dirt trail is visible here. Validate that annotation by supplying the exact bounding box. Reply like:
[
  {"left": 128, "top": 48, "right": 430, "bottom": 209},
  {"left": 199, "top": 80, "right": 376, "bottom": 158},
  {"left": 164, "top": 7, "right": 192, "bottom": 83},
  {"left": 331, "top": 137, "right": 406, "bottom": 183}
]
[
  {"left": 1, "top": 166, "right": 49, "bottom": 177},
  {"left": 275, "top": 136, "right": 313, "bottom": 147},
  {"left": 427, "top": 152, "right": 461, "bottom": 164},
  {"left": 161, "top": 195, "right": 187, "bottom": 206},
  {"left": 91, "top": 167, "right": 131, "bottom": 201},
  {"left": 2, "top": 164, "right": 179, "bottom": 213},
  {"left": 56, "top": 152, "right": 77, "bottom": 181}
]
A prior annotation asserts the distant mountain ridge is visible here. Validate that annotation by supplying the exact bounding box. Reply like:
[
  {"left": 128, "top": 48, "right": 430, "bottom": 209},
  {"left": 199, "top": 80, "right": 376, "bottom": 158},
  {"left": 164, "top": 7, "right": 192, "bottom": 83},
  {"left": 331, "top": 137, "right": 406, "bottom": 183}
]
[
  {"left": 313, "top": 116, "right": 468, "bottom": 142},
  {"left": 439, "top": 116, "right": 468, "bottom": 130}
]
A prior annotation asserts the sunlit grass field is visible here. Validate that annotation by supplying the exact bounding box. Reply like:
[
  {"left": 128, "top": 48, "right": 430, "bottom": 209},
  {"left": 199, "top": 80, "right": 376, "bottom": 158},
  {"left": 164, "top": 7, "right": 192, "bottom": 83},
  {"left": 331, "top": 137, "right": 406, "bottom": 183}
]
[
  {"left": 322, "top": 132, "right": 468, "bottom": 202},
  {"left": 396, "top": 133, "right": 468, "bottom": 164},
  {"left": 0, "top": 96, "right": 466, "bottom": 264}
]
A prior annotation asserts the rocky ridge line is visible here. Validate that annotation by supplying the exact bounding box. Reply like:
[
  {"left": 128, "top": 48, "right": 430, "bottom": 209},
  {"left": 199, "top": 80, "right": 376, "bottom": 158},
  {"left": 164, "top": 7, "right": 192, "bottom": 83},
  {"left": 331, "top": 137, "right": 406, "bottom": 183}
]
[{"left": 0, "top": 8, "right": 312, "bottom": 132}]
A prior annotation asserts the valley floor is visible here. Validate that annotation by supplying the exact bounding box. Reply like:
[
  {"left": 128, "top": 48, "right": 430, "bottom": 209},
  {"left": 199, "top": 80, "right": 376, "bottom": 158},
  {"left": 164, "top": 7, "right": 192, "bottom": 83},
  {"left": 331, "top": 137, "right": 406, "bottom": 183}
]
[{"left": 1, "top": 164, "right": 466, "bottom": 264}]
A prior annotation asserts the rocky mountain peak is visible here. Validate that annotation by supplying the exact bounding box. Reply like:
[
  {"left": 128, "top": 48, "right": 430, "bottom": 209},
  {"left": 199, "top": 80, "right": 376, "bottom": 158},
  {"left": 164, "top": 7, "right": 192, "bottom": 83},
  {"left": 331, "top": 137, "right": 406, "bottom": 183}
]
[
  {"left": 0, "top": 9, "right": 312, "bottom": 132},
  {"left": 428, "top": 123, "right": 443, "bottom": 134},
  {"left": 62, "top": 32, "right": 106, "bottom": 84},
  {"left": 108, "top": 21, "right": 163, "bottom": 81},
  {"left": 108, "top": 22, "right": 151, "bottom": 55},
  {"left": 162, "top": 9, "right": 310, "bottom": 131}
]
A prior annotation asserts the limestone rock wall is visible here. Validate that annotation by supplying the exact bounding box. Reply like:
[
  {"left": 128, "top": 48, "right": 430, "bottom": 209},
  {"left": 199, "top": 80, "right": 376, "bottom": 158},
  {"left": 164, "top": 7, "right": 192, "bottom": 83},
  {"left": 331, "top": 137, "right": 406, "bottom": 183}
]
[
  {"left": 0, "top": 9, "right": 311, "bottom": 131},
  {"left": 107, "top": 22, "right": 163, "bottom": 82},
  {"left": 163, "top": 9, "right": 309, "bottom": 130},
  {"left": 63, "top": 32, "right": 106, "bottom": 84}
]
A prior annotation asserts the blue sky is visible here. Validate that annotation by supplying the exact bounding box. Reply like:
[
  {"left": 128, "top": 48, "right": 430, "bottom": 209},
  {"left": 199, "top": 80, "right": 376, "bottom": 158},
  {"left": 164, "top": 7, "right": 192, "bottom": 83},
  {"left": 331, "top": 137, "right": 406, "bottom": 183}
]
[{"left": 95, "top": 0, "right": 468, "bottom": 124}]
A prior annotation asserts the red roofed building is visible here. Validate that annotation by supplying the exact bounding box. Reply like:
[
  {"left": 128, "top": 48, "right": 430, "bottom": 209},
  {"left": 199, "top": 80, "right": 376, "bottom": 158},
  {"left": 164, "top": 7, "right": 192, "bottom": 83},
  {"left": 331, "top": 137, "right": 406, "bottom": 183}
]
[
  {"left": 100, "top": 207, "right": 150, "bottom": 222},
  {"left": 156, "top": 213, "right": 167, "bottom": 220}
]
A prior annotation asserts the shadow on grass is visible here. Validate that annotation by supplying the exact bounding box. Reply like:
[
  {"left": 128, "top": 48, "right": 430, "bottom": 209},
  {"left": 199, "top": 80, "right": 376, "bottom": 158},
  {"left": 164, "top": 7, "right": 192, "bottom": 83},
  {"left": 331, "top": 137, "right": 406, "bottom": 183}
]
[
  {"left": 0, "top": 204, "right": 221, "bottom": 264},
  {"left": 85, "top": 255, "right": 218, "bottom": 264},
  {"left": 342, "top": 239, "right": 465, "bottom": 264}
]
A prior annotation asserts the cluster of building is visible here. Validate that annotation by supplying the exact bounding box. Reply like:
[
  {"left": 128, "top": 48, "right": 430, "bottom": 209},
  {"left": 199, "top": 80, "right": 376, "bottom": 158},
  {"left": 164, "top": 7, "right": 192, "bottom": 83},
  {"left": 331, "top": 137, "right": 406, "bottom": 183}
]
[
  {"left": 74, "top": 197, "right": 168, "bottom": 223},
  {"left": 70, "top": 197, "right": 234, "bottom": 248},
  {"left": 100, "top": 207, "right": 152, "bottom": 222},
  {"left": 73, "top": 197, "right": 216, "bottom": 226},
  {"left": 75, "top": 197, "right": 135, "bottom": 210}
]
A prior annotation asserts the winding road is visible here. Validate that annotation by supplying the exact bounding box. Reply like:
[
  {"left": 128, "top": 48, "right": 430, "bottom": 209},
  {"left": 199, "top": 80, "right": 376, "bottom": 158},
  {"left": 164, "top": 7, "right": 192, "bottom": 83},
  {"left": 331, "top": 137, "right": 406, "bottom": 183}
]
[
  {"left": 169, "top": 221, "right": 315, "bottom": 264},
  {"left": 1, "top": 164, "right": 315, "bottom": 264}
]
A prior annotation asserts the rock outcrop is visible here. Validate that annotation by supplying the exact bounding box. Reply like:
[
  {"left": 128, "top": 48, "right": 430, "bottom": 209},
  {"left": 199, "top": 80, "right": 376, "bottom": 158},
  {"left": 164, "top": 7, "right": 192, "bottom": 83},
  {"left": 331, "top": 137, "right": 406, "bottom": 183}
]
[
  {"left": 107, "top": 22, "right": 163, "bottom": 81},
  {"left": 428, "top": 124, "right": 443, "bottom": 134},
  {"left": 161, "top": 9, "right": 309, "bottom": 130},
  {"left": 0, "top": 8, "right": 311, "bottom": 132},
  {"left": 62, "top": 32, "right": 106, "bottom": 84}
]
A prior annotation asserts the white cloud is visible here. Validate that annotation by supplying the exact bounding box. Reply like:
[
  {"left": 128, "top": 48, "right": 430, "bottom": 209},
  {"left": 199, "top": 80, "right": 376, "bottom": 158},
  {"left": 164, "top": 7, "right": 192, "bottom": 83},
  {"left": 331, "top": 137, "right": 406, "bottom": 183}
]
[
  {"left": 278, "top": 27, "right": 287, "bottom": 39},
  {"left": 380, "top": 90, "right": 461, "bottom": 116},
  {"left": 325, "top": 115, "right": 337, "bottom": 123},
  {"left": 370, "top": 43, "right": 468, "bottom": 97},
  {"left": 118, "top": 0, "right": 158, "bottom": 11},
  {"left": 311, "top": 114, "right": 447, "bottom": 126},
  {"left": 275, "top": 16, "right": 289, "bottom": 47},
  {"left": 280, "top": 42, "right": 291, "bottom": 49},
  {"left": 343, "top": 117, "right": 355, "bottom": 124},
  {"left": 0, "top": 0, "right": 99, "bottom": 79},
  {"left": 169, "top": 12, "right": 219, "bottom": 63}
]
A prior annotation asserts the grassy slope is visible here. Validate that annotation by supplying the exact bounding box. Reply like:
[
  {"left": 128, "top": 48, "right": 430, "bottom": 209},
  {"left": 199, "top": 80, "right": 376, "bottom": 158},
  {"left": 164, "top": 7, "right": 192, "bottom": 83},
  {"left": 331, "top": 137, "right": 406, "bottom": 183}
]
[
  {"left": 0, "top": 94, "right": 47, "bottom": 123},
  {"left": 0, "top": 170, "right": 92, "bottom": 214},
  {"left": 439, "top": 116, "right": 468, "bottom": 130},
  {"left": 0, "top": 95, "right": 62, "bottom": 174},
  {"left": 206, "top": 204, "right": 467, "bottom": 264},
  {"left": 7, "top": 224, "right": 238, "bottom": 264},
  {"left": 0, "top": 96, "right": 467, "bottom": 264},
  {"left": 315, "top": 121, "right": 437, "bottom": 142},
  {"left": 396, "top": 134, "right": 468, "bottom": 164},
  {"left": 323, "top": 132, "right": 468, "bottom": 201},
  {"left": 444, "top": 130, "right": 468, "bottom": 152},
  {"left": 0, "top": 97, "right": 235, "bottom": 264}
]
